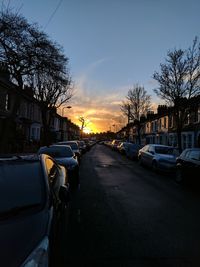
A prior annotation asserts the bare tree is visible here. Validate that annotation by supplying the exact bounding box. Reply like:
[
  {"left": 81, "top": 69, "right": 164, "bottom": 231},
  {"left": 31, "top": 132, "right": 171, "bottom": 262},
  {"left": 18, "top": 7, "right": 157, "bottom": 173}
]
[
  {"left": 153, "top": 37, "right": 200, "bottom": 151},
  {"left": 0, "top": 8, "right": 73, "bottom": 150},
  {"left": 28, "top": 33, "right": 73, "bottom": 144},
  {"left": 121, "top": 84, "right": 151, "bottom": 143},
  {"left": 78, "top": 116, "right": 90, "bottom": 138}
]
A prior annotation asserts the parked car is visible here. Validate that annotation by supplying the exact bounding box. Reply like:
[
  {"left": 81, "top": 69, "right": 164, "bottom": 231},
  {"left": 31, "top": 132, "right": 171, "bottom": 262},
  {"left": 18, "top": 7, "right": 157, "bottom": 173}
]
[
  {"left": 138, "top": 144, "right": 179, "bottom": 172},
  {"left": 111, "top": 139, "right": 122, "bottom": 150},
  {"left": 0, "top": 154, "right": 69, "bottom": 267},
  {"left": 125, "top": 143, "right": 142, "bottom": 160},
  {"left": 57, "top": 141, "right": 81, "bottom": 163},
  {"left": 175, "top": 148, "right": 200, "bottom": 183},
  {"left": 38, "top": 145, "right": 79, "bottom": 188},
  {"left": 117, "top": 142, "right": 130, "bottom": 154},
  {"left": 76, "top": 140, "right": 87, "bottom": 154}
]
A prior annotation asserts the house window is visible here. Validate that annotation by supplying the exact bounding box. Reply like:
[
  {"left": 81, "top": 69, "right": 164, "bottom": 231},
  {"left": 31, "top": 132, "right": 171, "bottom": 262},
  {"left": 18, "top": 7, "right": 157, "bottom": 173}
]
[
  {"left": 31, "top": 128, "right": 36, "bottom": 139},
  {"left": 169, "top": 134, "right": 177, "bottom": 147},
  {"left": 154, "top": 121, "right": 158, "bottom": 132},
  {"left": 169, "top": 135, "right": 173, "bottom": 146},
  {"left": 184, "top": 114, "right": 190, "bottom": 125},
  {"left": 151, "top": 122, "right": 153, "bottom": 132},
  {"left": 182, "top": 134, "right": 187, "bottom": 149},
  {"left": 158, "top": 119, "right": 161, "bottom": 130},
  {"left": 5, "top": 94, "right": 10, "bottom": 111},
  {"left": 187, "top": 134, "right": 192, "bottom": 148},
  {"left": 198, "top": 106, "right": 200, "bottom": 122},
  {"left": 31, "top": 126, "right": 40, "bottom": 141},
  {"left": 164, "top": 117, "right": 167, "bottom": 128}
]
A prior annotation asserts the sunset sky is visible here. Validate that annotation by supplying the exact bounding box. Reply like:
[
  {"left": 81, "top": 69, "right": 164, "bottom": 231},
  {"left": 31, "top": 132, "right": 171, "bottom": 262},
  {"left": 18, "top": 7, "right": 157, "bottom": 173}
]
[{"left": 3, "top": 0, "right": 200, "bottom": 132}]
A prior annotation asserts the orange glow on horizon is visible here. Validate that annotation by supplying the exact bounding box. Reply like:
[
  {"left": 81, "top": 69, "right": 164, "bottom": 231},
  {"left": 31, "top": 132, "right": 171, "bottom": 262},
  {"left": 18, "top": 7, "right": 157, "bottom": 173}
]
[
  {"left": 61, "top": 105, "right": 126, "bottom": 133},
  {"left": 83, "top": 127, "right": 92, "bottom": 134}
]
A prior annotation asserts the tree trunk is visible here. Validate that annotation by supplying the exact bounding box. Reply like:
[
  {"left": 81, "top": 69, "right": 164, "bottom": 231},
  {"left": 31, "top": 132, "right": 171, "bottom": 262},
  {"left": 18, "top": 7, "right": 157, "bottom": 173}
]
[
  {"left": 41, "top": 107, "right": 51, "bottom": 146},
  {"left": 137, "top": 124, "right": 141, "bottom": 145}
]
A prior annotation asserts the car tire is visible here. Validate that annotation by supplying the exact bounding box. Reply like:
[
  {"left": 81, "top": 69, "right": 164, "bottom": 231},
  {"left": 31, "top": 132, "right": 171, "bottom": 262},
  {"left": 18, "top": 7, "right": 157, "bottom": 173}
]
[{"left": 175, "top": 168, "right": 183, "bottom": 183}]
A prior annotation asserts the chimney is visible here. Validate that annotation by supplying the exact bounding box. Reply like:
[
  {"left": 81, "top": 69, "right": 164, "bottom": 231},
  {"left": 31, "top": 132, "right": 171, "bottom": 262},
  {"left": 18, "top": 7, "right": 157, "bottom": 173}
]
[
  {"left": 146, "top": 110, "right": 154, "bottom": 120},
  {"left": 157, "top": 105, "right": 168, "bottom": 115}
]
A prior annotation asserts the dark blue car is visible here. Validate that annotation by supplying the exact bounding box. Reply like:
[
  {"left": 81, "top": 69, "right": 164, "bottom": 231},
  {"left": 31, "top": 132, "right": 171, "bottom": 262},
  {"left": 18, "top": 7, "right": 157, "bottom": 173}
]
[
  {"left": 125, "top": 143, "right": 142, "bottom": 160},
  {"left": 0, "top": 154, "right": 69, "bottom": 267}
]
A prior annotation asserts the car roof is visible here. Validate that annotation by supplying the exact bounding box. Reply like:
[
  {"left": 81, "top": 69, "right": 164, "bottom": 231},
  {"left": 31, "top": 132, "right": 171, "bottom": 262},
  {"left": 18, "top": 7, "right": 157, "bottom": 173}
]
[
  {"left": 183, "top": 148, "right": 200, "bottom": 151},
  {"left": 149, "top": 144, "right": 173, "bottom": 147},
  {"left": 40, "top": 144, "right": 69, "bottom": 149},
  {"left": 181, "top": 148, "right": 200, "bottom": 154}
]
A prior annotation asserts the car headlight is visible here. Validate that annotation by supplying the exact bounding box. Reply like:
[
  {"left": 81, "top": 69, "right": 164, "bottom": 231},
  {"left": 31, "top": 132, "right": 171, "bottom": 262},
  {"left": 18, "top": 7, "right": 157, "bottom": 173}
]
[{"left": 21, "top": 236, "right": 49, "bottom": 267}]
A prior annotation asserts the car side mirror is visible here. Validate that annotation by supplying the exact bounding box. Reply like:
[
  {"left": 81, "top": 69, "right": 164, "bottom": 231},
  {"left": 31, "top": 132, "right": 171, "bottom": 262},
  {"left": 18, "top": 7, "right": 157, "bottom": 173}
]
[{"left": 59, "top": 185, "right": 70, "bottom": 204}]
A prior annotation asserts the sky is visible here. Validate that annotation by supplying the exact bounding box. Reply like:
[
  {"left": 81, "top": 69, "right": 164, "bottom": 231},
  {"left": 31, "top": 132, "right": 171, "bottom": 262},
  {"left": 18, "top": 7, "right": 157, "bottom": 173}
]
[{"left": 2, "top": 0, "right": 200, "bottom": 133}]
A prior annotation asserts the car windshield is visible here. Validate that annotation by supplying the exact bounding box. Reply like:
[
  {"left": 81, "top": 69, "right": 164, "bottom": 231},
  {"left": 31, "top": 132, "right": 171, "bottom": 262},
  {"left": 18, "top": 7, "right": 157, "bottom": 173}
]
[
  {"left": 65, "top": 143, "right": 78, "bottom": 150},
  {"left": 0, "top": 160, "right": 44, "bottom": 214},
  {"left": 188, "top": 150, "right": 200, "bottom": 161},
  {"left": 39, "top": 146, "right": 73, "bottom": 157},
  {"left": 155, "top": 146, "right": 177, "bottom": 155}
]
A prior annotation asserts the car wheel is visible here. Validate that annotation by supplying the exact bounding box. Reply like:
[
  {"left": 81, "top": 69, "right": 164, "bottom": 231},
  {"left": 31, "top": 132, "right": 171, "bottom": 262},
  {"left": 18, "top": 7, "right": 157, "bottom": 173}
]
[
  {"left": 152, "top": 161, "right": 158, "bottom": 172},
  {"left": 175, "top": 168, "right": 183, "bottom": 183}
]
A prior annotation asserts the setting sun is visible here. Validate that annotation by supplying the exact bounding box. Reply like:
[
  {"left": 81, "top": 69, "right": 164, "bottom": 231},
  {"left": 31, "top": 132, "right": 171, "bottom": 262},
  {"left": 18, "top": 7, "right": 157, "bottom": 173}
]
[{"left": 83, "top": 127, "right": 92, "bottom": 134}]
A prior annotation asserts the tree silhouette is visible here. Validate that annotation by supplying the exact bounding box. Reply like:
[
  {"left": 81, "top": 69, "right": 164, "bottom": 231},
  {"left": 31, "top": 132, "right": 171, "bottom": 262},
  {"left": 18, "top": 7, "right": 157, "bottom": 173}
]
[
  {"left": 121, "top": 84, "right": 151, "bottom": 143},
  {"left": 153, "top": 37, "right": 200, "bottom": 151},
  {"left": 78, "top": 116, "right": 90, "bottom": 138},
  {"left": 0, "top": 8, "right": 73, "bottom": 150}
]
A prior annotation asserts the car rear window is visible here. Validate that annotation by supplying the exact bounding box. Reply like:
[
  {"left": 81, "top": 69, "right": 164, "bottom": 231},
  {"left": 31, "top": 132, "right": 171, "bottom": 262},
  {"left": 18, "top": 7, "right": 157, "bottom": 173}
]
[
  {"left": 39, "top": 146, "right": 73, "bottom": 157},
  {"left": 65, "top": 142, "right": 78, "bottom": 150},
  {"left": 188, "top": 150, "right": 200, "bottom": 161},
  {"left": 0, "top": 161, "right": 44, "bottom": 214}
]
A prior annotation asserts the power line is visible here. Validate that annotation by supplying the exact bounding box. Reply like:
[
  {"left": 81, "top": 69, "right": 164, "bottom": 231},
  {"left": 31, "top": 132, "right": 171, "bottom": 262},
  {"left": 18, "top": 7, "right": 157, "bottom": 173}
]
[{"left": 44, "top": 0, "right": 63, "bottom": 29}]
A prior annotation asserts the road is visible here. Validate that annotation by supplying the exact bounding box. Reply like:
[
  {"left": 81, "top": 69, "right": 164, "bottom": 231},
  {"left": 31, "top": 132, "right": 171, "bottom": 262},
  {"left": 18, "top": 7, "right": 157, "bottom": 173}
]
[{"left": 59, "top": 144, "right": 200, "bottom": 267}]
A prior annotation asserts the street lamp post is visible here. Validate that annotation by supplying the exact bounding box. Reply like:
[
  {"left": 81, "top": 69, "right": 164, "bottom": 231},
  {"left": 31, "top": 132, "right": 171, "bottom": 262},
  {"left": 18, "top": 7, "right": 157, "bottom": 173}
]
[{"left": 62, "top": 106, "right": 72, "bottom": 117}]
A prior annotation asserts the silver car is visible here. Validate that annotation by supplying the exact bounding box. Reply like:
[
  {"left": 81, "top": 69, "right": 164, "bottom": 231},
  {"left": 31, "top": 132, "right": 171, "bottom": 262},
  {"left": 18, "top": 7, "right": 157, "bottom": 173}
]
[
  {"left": 57, "top": 141, "right": 81, "bottom": 163},
  {"left": 138, "top": 144, "right": 179, "bottom": 172}
]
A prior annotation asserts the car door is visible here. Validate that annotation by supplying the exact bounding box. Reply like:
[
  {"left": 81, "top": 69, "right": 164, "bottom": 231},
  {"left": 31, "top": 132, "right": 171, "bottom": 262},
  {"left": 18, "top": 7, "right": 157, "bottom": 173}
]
[
  {"left": 186, "top": 150, "right": 200, "bottom": 178},
  {"left": 145, "top": 145, "right": 155, "bottom": 167},
  {"left": 141, "top": 145, "right": 150, "bottom": 165},
  {"left": 44, "top": 157, "right": 68, "bottom": 209}
]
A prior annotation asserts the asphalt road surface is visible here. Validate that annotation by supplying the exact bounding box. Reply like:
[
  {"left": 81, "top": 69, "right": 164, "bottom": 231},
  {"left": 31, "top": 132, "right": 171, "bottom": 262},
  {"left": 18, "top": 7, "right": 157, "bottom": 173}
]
[{"left": 59, "top": 144, "right": 200, "bottom": 267}]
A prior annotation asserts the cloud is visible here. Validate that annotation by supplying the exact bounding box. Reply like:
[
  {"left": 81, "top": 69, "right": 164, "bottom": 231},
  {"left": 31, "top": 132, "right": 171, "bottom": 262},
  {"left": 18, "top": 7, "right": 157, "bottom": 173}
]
[
  {"left": 66, "top": 60, "right": 161, "bottom": 132},
  {"left": 67, "top": 88, "right": 127, "bottom": 132}
]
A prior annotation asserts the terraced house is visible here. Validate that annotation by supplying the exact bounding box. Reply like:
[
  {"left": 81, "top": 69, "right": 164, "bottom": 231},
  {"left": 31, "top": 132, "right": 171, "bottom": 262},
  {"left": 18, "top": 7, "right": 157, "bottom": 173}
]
[
  {"left": 0, "top": 63, "right": 80, "bottom": 153},
  {"left": 120, "top": 100, "right": 200, "bottom": 150}
]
